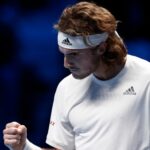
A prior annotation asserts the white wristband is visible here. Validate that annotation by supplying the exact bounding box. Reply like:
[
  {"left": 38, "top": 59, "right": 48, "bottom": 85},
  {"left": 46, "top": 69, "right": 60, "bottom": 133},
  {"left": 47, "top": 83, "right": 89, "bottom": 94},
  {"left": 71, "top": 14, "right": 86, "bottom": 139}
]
[{"left": 23, "top": 139, "right": 41, "bottom": 150}]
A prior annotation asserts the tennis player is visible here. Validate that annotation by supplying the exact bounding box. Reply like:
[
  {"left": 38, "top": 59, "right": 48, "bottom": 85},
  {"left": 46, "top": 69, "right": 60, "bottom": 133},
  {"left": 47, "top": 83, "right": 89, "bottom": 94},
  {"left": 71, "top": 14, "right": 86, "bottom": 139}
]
[{"left": 3, "top": 1, "right": 150, "bottom": 150}]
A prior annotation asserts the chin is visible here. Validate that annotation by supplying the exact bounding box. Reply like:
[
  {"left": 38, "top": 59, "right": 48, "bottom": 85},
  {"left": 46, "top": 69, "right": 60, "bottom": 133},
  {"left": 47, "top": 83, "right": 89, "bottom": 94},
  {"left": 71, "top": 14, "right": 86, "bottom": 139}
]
[{"left": 72, "top": 73, "right": 89, "bottom": 80}]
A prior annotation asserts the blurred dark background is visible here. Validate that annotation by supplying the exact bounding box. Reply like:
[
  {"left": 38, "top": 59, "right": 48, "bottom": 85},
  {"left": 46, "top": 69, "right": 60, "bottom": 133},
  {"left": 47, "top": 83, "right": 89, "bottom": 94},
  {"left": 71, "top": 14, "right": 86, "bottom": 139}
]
[{"left": 0, "top": 0, "right": 149, "bottom": 149}]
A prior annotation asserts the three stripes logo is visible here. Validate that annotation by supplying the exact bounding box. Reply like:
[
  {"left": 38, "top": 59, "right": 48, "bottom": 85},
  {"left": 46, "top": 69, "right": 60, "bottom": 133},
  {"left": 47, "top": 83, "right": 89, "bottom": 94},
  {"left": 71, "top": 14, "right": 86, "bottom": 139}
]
[
  {"left": 123, "top": 86, "right": 136, "bottom": 95},
  {"left": 62, "top": 38, "right": 72, "bottom": 46}
]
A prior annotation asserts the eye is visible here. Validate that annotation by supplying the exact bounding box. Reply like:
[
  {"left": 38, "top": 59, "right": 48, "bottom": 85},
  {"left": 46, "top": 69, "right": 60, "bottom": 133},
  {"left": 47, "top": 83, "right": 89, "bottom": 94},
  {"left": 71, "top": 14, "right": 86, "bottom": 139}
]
[
  {"left": 69, "top": 52, "right": 79, "bottom": 57},
  {"left": 73, "top": 52, "right": 79, "bottom": 56}
]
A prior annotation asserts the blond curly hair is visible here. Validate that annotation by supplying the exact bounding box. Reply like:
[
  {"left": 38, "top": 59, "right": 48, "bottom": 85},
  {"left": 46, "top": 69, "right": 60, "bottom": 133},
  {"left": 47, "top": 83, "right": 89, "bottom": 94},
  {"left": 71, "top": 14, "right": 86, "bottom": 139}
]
[{"left": 54, "top": 1, "right": 127, "bottom": 65}]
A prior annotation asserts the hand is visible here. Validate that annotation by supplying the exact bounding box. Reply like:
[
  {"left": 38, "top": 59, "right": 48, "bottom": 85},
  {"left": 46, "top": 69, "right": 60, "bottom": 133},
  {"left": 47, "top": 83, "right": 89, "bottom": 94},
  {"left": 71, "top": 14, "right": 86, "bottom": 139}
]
[{"left": 3, "top": 121, "right": 27, "bottom": 150}]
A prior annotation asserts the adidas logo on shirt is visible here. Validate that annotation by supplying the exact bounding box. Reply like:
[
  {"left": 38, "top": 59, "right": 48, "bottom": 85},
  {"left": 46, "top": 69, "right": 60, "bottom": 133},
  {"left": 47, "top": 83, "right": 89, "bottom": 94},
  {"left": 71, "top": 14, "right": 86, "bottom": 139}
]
[
  {"left": 123, "top": 86, "right": 136, "bottom": 95},
  {"left": 62, "top": 38, "right": 72, "bottom": 46}
]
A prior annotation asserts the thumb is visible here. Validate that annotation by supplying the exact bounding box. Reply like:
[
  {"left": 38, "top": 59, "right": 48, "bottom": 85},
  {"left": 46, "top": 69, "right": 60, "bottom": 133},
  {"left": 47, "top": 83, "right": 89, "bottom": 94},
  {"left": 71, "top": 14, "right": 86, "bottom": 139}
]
[
  {"left": 18, "top": 125, "right": 27, "bottom": 134},
  {"left": 18, "top": 125, "right": 27, "bottom": 144}
]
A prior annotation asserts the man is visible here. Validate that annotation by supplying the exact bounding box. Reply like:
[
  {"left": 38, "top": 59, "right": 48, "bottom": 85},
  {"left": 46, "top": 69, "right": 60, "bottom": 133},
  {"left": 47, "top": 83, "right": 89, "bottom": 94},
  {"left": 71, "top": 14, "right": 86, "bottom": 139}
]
[{"left": 3, "top": 1, "right": 150, "bottom": 150}]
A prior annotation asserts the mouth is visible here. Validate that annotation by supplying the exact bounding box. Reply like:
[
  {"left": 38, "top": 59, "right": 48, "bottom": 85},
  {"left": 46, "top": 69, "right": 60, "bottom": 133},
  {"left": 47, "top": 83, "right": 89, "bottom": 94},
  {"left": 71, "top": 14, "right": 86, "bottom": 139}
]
[{"left": 69, "top": 67, "right": 79, "bottom": 72}]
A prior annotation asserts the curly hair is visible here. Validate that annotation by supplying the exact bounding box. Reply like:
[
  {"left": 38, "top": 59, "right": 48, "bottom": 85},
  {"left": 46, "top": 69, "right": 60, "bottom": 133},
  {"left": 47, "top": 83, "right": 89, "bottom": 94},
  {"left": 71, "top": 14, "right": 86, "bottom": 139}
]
[{"left": 54, "top": 1, "right": 127, "bottom": 65}]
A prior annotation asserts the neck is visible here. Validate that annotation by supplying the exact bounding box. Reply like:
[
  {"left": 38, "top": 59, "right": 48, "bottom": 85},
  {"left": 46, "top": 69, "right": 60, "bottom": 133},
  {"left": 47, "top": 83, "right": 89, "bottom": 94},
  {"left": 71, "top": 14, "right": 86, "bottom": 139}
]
[{"left": 94, "top": 57, "right": 126, "bottom": 81}]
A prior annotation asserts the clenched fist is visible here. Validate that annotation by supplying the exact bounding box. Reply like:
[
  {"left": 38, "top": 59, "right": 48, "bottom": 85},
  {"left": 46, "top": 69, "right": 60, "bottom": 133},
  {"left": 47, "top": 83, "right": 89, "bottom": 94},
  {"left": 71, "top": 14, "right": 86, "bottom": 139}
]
[{"left": 3, "top": 122, "right": 27, "bottom": 150}]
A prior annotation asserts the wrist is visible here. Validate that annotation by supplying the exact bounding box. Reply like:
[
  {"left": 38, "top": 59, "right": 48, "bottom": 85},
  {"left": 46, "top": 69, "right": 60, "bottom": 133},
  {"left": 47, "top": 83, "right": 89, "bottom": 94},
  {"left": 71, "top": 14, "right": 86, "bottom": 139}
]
[{"left": 23, "top": 139, "right": 41, "bottom": 150}]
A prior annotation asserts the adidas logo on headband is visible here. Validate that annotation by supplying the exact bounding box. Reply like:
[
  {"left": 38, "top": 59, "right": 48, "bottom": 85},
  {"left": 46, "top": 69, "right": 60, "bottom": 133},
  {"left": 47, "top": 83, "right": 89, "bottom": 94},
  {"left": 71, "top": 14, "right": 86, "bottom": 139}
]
[
  {"left": 58, "top": 31, "right": 109, "bottom": 49},
  {"left": 62, "top": 38, "right": 72, "bottom": 46}
]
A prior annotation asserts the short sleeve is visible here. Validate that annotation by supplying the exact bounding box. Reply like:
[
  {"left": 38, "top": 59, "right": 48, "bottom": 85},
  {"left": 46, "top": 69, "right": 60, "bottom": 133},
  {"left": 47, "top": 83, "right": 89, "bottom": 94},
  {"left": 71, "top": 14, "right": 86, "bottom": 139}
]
[{"left": 46, "top": 82, "right": 75, "bottom": 150}]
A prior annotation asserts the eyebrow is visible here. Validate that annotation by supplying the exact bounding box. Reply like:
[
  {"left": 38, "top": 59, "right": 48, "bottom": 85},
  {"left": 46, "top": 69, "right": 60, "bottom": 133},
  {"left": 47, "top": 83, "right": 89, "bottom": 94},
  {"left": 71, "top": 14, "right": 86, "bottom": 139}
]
[
  {"left": 59, "top": 46, "right": 94, "bottom": 55},
  {"left": 59, "top": 48, "right": 79, "bottom": 55}
]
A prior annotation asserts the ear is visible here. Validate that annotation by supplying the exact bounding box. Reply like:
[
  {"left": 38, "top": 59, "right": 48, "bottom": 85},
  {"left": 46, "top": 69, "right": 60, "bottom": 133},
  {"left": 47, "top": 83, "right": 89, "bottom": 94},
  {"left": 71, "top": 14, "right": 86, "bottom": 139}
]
[{"left": 96, "top": 42, "right": 107, "bottom": 55}]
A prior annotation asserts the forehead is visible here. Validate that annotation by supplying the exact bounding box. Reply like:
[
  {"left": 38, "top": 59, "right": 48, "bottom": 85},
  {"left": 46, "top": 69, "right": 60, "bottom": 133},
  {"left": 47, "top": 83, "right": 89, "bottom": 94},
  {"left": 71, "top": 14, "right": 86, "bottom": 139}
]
[{"left": 59, "top": 46, "right": 92, "bottom": 55}]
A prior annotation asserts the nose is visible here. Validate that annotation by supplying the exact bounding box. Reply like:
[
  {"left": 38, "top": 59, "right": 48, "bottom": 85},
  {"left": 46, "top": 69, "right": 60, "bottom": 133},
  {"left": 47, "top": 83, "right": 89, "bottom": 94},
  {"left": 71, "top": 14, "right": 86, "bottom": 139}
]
[{"left": 64, "top": 55, "right": 73, "bottom": 68}]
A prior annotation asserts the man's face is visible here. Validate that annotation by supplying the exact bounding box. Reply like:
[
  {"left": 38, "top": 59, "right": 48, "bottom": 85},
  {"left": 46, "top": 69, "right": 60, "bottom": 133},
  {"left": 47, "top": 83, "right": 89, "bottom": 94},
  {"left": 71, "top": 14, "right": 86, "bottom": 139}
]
[{"left": 59, "top": 46, "right": 100, "bottom": 79}]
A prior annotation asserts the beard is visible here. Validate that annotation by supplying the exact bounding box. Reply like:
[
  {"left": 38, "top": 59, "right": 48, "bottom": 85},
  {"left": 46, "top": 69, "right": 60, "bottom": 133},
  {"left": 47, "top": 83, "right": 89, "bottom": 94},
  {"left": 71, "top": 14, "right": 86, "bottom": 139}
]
[{"left": 71, "top": 69, "right": 93, "bottom": 80}]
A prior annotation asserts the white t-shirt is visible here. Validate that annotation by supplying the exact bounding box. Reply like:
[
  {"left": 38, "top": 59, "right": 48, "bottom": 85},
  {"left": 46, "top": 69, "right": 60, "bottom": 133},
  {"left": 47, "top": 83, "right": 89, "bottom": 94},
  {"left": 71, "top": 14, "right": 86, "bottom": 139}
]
[{"left": 46, "top": 55, "right": 150, "bottom": 150}]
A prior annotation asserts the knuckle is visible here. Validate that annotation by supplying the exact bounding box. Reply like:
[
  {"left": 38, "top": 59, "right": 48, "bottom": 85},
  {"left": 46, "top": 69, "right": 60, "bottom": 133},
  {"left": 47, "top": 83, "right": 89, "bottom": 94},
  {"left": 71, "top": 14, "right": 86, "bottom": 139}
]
[
  {"left": 4, "top": 139, "right": 10, "bottom": 145},
  {"left": 3, "top": 129, "right": 6, "bottom": 134},
  {"left": 6, "top": 121, "right": 20, "bottom": 128},
  {"left": 4, "top": 139, "right": 18, "bottom": 145},
  {"left": 4, "top": 140, "right": 8, "bottom": 145}
]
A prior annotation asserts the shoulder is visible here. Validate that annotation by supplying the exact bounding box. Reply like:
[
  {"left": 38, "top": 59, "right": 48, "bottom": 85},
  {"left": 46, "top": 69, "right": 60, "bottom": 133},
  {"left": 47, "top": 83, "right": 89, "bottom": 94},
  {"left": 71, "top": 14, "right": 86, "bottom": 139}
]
[
  {"left": 127, "top": 54, "right": 149, "bottom": 64},
  {"left": 127, "top": 54, "right": 150, "bottom": 71},
  {"left": 126, "top": 54, "right": 150, "bottom": 81}
]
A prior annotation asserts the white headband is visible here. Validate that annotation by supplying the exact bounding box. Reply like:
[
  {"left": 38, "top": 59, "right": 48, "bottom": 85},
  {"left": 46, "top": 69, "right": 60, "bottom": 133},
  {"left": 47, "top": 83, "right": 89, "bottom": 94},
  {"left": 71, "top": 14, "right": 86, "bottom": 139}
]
[{"left": 58, "top": 31, "right": 108, "bottom": 49}]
